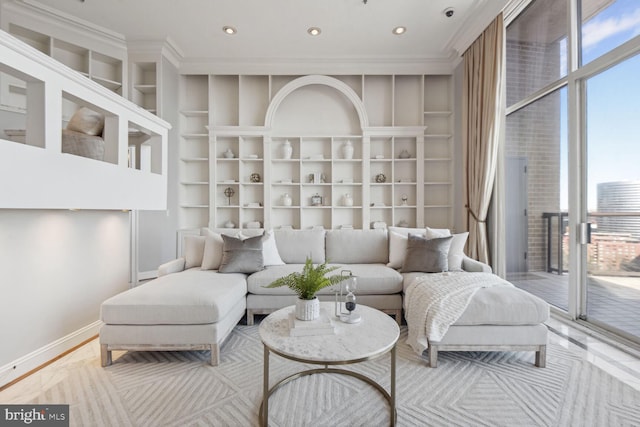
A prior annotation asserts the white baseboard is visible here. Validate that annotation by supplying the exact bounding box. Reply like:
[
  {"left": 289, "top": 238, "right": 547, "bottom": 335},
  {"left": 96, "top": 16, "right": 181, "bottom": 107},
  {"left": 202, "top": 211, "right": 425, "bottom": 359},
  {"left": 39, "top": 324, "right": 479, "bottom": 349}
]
[{"left": 0, "top": 320, "right": 102, "bottom": 389}]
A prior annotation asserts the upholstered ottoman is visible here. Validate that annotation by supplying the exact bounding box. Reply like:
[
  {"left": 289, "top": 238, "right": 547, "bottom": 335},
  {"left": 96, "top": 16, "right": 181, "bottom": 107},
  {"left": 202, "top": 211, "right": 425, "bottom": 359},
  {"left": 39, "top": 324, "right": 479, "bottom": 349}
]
[
  {"left": 403, "top": 273, "right": 550, "bottom": 367},
  {"left": 99, "top": 268, "right": 247, "bottom": 366}
]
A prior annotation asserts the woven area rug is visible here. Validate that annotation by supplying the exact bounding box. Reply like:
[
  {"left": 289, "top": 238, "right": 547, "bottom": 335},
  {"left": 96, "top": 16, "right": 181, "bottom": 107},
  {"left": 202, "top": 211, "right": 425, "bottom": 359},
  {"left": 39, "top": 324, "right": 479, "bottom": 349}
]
[{"left": 25, "top": 325, "right": 640, "bottom": 426}]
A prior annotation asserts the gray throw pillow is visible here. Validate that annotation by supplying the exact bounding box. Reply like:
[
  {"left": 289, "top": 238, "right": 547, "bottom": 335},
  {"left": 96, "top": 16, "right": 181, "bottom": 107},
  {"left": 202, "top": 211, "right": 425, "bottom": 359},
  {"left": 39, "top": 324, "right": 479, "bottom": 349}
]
[
  {"left": 401, "top": 234, "right": 453, "bottom": 273},
  {"left": 219, "top": 234, "right": 265, "bottom": 273}
]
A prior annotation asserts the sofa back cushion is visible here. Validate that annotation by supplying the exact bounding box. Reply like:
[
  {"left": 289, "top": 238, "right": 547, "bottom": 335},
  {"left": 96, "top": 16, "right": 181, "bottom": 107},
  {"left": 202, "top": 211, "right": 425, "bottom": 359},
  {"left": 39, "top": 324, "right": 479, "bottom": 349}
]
[
  {"left": 274, "top": 229, "right": 325, "bottom": 263},
  {"left": 325, "top": 229, "right": 388, "bottom": 264}
]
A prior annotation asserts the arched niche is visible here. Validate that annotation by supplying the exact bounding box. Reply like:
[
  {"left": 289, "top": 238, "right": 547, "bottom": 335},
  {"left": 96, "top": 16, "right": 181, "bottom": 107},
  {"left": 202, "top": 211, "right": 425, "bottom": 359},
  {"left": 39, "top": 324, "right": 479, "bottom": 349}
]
[{"left": 265, "top": 75, "right": 369, "bottom": 133}]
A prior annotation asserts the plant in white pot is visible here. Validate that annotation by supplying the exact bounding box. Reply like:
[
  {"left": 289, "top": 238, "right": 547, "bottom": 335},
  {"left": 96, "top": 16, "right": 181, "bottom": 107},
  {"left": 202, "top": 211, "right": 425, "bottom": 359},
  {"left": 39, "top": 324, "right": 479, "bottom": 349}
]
[{"left": 264, "top": 257, "right": 348, "bottom": 320}]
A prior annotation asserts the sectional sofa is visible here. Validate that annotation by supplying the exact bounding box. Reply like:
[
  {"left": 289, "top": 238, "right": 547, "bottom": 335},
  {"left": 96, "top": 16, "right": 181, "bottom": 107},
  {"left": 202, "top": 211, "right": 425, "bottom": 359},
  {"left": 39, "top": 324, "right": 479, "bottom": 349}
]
[{"left": 99, "top": 227, "right": 549, "bottom": 368}]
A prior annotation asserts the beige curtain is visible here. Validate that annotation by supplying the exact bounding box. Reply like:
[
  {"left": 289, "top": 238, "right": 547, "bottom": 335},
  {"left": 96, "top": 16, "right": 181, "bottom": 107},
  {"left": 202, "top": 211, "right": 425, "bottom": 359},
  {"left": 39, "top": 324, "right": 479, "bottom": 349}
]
[{"left": 463, "top": 13, "right": 505, "bottom": 264}]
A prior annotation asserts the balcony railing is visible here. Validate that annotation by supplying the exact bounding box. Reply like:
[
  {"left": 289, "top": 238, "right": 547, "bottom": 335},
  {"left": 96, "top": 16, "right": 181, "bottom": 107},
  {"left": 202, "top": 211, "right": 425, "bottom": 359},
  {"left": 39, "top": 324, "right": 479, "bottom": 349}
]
[
  {"left": 543, "top": 211, "right": 640, "bottom": 277},
  {"left": 0, "top": 29, "right": 171, "bottom": 210}
]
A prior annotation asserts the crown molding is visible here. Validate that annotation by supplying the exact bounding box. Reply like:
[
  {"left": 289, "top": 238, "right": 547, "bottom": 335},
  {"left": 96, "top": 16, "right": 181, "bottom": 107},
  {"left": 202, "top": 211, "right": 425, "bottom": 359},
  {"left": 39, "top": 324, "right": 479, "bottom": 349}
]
[
  {"left": 445, "top": 0, "right": 508, "bottom": 57},
  {"left": 5, "top": 0, "right": 126, "bottom": 52},
  {"left": 127, "top": 37, "right": 184, "bottom": 69},
  {"left": 179, "top": 55, "right": 457, "bottom": 76}
]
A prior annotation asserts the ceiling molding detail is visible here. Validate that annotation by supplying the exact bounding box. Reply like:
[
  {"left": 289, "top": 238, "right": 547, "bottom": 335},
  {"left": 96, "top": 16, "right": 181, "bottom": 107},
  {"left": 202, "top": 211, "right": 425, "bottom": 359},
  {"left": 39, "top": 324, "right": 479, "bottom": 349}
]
[
  {"left": 179, "top": 56, "right": 455, "bottom": 76},
  {"left": 445, "top": 0, "right": 506, "bottom": 57}
]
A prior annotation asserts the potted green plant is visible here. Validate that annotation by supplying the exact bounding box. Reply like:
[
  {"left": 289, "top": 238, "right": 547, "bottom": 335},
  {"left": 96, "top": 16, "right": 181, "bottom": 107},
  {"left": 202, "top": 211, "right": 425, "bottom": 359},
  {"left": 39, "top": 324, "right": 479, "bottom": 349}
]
[{"left": 264, "top": 257, "right": 348, "bottom": 320}]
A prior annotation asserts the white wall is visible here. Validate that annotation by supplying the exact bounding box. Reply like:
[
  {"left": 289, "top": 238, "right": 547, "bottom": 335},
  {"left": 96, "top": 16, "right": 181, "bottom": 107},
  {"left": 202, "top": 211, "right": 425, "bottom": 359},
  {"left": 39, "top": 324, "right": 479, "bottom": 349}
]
[{"left": 0, "top": 209, "right": 130, "bottom": 387}]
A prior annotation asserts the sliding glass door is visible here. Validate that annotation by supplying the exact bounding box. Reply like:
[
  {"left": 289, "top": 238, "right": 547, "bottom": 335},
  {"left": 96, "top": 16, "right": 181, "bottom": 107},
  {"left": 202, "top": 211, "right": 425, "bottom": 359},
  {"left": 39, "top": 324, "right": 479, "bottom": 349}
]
[
  {"left": 583, "top": 54, "right": 640, "bottom": 340},
  {"left": 504, "top": 0, "right": 570, "bottom": 310},
  {"left": 505, "top": 0, "right": 640, "bottom": 342}
]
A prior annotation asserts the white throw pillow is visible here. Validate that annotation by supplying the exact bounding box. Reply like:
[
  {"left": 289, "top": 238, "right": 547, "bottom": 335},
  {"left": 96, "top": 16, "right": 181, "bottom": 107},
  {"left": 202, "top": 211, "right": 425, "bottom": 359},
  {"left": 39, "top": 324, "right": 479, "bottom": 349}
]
[
  {"left": 448, "top": 232, "right": 469, "bottom": 271},
  {"left": 387, "top": 231, "right": 425, "bottom": 269},
  {"left": 261, "top": 230, "right": 285, "bottom": 266},
  {"left": 426, "top": 227, "right": 469, "bottom": 271},
  {"left": 425, "top": 227, "right": 452, "bottom": 239},
  {"left": 183, "top": 235, "right": 206, "bottom": 269},
  {"left": 201, "top": 233, "right": 224, "bottom": 270}
]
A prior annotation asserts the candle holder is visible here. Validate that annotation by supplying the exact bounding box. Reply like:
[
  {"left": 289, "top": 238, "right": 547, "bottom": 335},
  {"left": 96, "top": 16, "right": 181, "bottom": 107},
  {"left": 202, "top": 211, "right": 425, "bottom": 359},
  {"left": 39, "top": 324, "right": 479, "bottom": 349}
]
[{"left": 334, "top": 270, "right": 361, "bottom": 324}]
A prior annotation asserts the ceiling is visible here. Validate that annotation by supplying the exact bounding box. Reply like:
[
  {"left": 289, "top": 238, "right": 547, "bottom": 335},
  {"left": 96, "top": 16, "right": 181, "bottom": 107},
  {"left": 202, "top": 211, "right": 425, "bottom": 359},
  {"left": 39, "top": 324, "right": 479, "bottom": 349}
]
[{"left": 28, "top": 0, "right": 509, "bottom": 69}]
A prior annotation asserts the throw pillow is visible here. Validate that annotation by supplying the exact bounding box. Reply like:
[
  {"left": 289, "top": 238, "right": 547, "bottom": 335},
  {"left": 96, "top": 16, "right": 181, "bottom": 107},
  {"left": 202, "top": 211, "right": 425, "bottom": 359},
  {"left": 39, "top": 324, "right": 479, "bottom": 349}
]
[
  {"left": 66, "top": 107, "right": 105, "bottom": 136},
  {"left": 219, "top": 234, "right": 265, "bottom": 273},
  {"left": 183, "top": 235, "right": 206, "bottom": 269},
  {"left": 261, "top": 230, "right": 285, "bottom": 266},
  {"left": 447, "top": 232, "right": 469, "bottom": 271},
  {"left": 387, "top": 231, "right": 425, "bottom": 269},
  {"left": 201, "top": 232, "right": 224, "bottom": 270},
  {"left": 426, "top": 227, "right": 469, "bottom": 271},
  {"left": 401, "top": 234, "right": 453, "bottom": 273}
]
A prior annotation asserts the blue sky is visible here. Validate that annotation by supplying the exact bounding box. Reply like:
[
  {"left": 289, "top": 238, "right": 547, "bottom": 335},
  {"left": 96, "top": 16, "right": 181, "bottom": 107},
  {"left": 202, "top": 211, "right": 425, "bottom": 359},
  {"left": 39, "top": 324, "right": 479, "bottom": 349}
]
[{"left": 560, "top": 0, "right": 640, "bottom": 210}]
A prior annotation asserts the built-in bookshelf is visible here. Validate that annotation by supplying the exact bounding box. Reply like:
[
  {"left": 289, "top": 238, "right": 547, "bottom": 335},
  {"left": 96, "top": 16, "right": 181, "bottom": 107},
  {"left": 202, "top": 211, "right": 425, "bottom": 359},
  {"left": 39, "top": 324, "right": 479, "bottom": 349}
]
[{"left": 178, "top": 74, "right": 453, "bottom": 231}]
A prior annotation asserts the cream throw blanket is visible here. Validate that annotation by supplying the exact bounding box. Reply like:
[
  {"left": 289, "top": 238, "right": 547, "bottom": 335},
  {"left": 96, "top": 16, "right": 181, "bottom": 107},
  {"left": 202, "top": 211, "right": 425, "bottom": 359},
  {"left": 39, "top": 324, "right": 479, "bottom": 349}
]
[{"left": 405, "top": 272, "right": 513, "bottom": 355}]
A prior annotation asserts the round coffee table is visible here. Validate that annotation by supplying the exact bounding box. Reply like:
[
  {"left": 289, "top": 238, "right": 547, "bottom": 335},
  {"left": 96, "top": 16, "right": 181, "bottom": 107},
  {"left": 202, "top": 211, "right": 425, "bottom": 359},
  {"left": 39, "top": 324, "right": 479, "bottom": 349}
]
[{"left": 259, "top": 302, "right": 400, "bottom": 426}]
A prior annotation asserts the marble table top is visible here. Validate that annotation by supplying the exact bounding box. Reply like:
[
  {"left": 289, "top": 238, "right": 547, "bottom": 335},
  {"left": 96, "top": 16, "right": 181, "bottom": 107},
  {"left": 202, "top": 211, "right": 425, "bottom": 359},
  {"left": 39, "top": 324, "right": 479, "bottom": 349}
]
[{"left": 259, "top": 302, "right": 400, "bottom": 363}]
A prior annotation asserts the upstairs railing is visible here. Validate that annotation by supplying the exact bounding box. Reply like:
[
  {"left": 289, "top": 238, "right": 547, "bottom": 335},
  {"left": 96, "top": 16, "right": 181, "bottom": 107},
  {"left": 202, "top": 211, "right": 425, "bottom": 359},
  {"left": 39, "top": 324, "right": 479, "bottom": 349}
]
[{"left": 0, "top": 29, "right": 171, "bottom": 210}]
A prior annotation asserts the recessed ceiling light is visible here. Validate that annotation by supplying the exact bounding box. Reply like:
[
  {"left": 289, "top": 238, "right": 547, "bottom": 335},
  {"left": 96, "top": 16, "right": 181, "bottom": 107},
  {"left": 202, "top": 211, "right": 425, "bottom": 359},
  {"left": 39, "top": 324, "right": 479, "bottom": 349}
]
[
  {"left": 222, "top": 26, "right": 237, "bottom": 35},
  {"left": 307, "top": 27, "right": 321, "bottom": 36},
  {"left": 392, "top": 26, "right": 407, "bottom": 35}
]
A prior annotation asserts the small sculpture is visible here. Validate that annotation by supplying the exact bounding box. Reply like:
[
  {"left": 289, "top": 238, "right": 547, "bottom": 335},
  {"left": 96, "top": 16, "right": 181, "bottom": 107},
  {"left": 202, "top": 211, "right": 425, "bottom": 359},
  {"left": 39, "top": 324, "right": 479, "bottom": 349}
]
[
  {"left": 223, "top": 148, "right": 235, "bottom": 159},
  {"left": 223, "top": 187, "right": 235, "bottom": 205},
  {"left": 249, "top": 172, "right": 261, "bottom": 183},
  {"left": 375, "top": 173, "right": 386, "bottom": 183}
]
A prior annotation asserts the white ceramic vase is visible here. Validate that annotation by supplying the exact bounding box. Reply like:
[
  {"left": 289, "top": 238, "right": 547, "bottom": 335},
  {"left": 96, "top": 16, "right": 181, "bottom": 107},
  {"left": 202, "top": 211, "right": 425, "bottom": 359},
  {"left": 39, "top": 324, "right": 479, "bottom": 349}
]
[
  {"left": 343, "top": 193, "right": 353, "bottom": 206},
  {"left": 282, "top": 140, "right": 293, "bottom": 159},
  {"left": 282, "top": 193, "right": 292, "bottom": 206},
  {"left": 342, "top": 140, "right": 354, "bottom": 159},
  {"left": 295, "top": 297, "right": 320, "bottom": 321}
]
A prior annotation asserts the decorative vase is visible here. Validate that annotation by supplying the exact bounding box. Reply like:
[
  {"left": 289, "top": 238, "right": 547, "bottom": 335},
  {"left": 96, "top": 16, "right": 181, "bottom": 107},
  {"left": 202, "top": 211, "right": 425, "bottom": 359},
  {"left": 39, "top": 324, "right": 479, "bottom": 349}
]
[
  {"left": 295, "top": 297, "right": 320, "bottom": 321},
  {"left": 282, "top": 193, "right": 292, "bottom": 206},
  {"left": 343, "top": 193, "right": 353, "bottom": 207},
  {"left": 223, "top": 148, "right": 235, "bottom": 159},
  {"left": 342, "top": 140, "right": 354, "bottom": 160},
  {"left": 282, "top": 140, "right": 293, "bottom": 159},
  {"left": 224, "top": 220, "right": 235, "bottom": 228}
]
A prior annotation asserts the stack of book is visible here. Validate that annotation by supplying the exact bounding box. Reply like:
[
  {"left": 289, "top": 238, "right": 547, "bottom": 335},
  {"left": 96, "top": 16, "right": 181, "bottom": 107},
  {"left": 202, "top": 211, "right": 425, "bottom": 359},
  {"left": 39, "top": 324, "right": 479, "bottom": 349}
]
[{"left": 288, "top": 309, "right": 336, "bottom": 336}]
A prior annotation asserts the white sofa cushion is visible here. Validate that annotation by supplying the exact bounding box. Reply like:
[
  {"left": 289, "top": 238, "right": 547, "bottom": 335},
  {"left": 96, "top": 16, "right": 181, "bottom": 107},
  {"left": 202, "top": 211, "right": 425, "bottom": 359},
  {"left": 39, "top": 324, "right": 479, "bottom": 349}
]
[
  {"left": 454, "top": 286, "right": 549, "bottom": 326},
  {"left": 100, "top": 269, "right": 247, "bottom": 325},
  {"left": 325, "top": 229, "right": 388, "bottom": 263},
  {"left": 274, "top": 229, "right": 325, "bottom": 263},
  {"left": 247, "top": 263, "right": 403, "bottom": 295}
]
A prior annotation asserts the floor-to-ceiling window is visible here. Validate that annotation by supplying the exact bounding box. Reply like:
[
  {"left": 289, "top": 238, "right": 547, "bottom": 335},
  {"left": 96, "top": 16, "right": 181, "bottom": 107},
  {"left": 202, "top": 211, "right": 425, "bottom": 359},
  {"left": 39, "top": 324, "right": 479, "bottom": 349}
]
[{"left": 505, "top": 0, "right": 640, "bottom": 343}]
